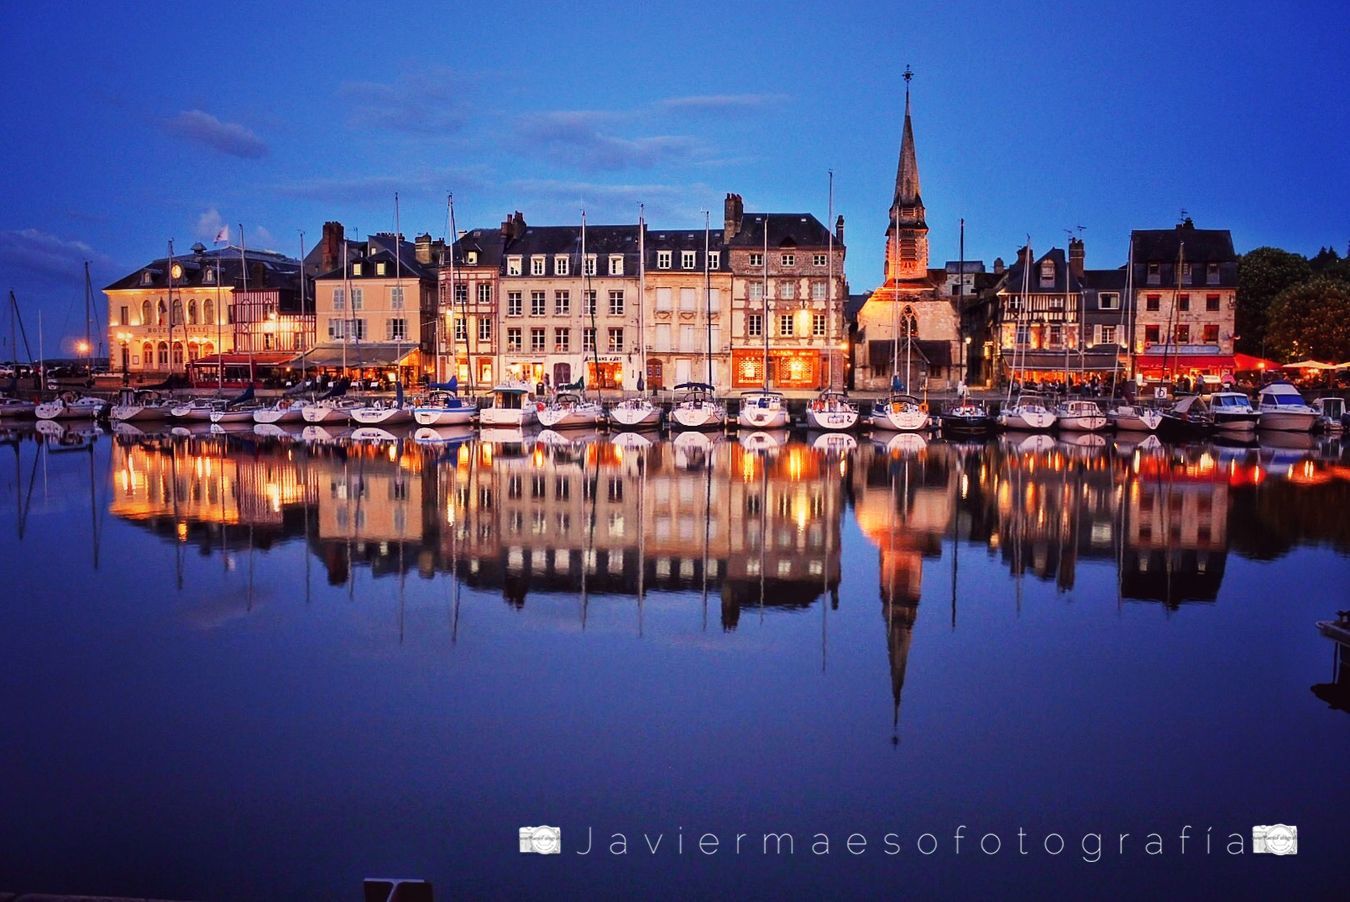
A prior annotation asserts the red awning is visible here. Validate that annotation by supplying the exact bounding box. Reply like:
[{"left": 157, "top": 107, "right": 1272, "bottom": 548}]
[
  {"left": 1135, "top": 354, "right": 1235, "bottom": 371},
  {"left": 190, "top": 352, "right": 296, "bottom": 366},
  {"left": 1233, "top": 353, "right": 1281, "bottom": 371}
]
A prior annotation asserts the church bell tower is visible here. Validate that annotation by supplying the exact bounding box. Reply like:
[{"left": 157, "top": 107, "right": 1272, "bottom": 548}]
[{"left": 885, "top": 66, "right": 929, "bottom": 283}]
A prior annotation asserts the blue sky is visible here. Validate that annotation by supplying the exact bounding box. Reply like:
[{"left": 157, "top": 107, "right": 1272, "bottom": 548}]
[{"left": 1, "top": 0, "right": 1346, "bottom": 357}]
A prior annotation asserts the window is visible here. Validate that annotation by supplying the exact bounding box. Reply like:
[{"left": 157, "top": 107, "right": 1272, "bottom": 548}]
[
  {"left": 453, "top": 318, "right": 467, "bottom": 342},
  {"left": 608, "top": 255, "right": 623, "bottom": 276},
  {"left": 679, "top": 323, "right": 696, "bottom": 351},
  {"left": 584, "top": 290, "right": 597, "bottom": 316},
  {"left": 607, "top": 328, "right": 624, "bottom": 352},
  {"left": 811, "top": 281, "right": 826, "bottom": 301},
  {"left": 681, "top": 250, "right": 696, "bottom": 269},
  {"left": 582, "top": 328, "right": 596, "bottom": 351},
  {"left": 466, "top": 251, "right": 478, "bottom": 265},
  {"left": 1144, "top": 324, "right": 1160, "bottom": 345},
  {"left": 812, "top": 313, "right": 826, "bottom": 336},
  {"left": 655, "top": 287, "right": 672, "bottom": 311},
  {"left": 748, "top": 313, "right": 762, "bottom": 338},
  {"left": 531, "top": 328, "right": 546, "bottom": 352},
  {"left": 1015, "top": 324, "right": 1029, "bottom": 345},
  {"left": 708, "top": 287, "right": 721, "bottom": 313},
  {"left": 813, "top": 253, "right": 827, "bottom": 267},
  {"left": 531, "top": 291, "right": 546, "bottom": 316},
  {"left": 203, "top": 268, "right": 215, "bottom": 285},
  {"left": 708, "top": 251, "right": 720, "bottom": 269},
  {"left": 1203, "top": 324, "right": 1220, "bottom": 343},
  {"left": 387, "top": 318, "right": 408, "bottom": 341},
  {"left": 1146, "top": 294, "right": 1160, "bottom": 312},
  {"left": 1181, "top": 262, "right": 1192, "bottom": 282},
  {"left": 507, "top": 327, "right": 522, "bottom": 351},
  {"left": 608, "top": 290, "right": 624, "bottom": 316},
  {"left": 477, "top": 283, "right": 492, "bottom": 303},
  {"left": 749, "top": 282, "right": 764, "bottom": 302},
  {"left": 554, "top": 290, "right": 570, "bottom": 315},
  {"left": 679, "top": 287, "right": 697, "bottom": 312},
  {"left": 584, "top": 255, "right": 597, "bottom": 276},
  {"left": 1175, "top": 324, "right": 1190, "bottom": 343},
  {"left": 187, "top": 299, "right": 198, "bottom": 325},
  {"left": 119, "top": 305, "right": 129, "bottom": 326},
  {"left": 1048, "top": 324, "right": 1063, "bottom": 346},
  {"left": 531, "top": 256, "right": 545, "bottom": 276},
  {"left": 203, "top": 299, "right": 213, "bottom": 324},
  {"left": 554, "top": 255, "right": 569, "bottom": 276},
  {"left": 506, "top": 256, "right": 522, "bottom": 276},
  {"left": 507, "top": 291, "right": 522, "bottom": 316},
  {"left": 333, "top": 287, "right": 346, "bottom": 310},
  {"left": 1206, "top": 294, "right": 1221, "bottom": 312},
  {"left": 654, "top": 323, "right": 671, "bottom": 350},
  {"left": 780, "top": 280, "right": 795, "bottom": 300},
  {"left": 749, "top": 252, "right": 764, "bottom": 267},
  {"left": 781, "top": 253, "right": 795, "bottom": 266},
  {"left": 1206, "top": 263, "right": 1220, "bottom": 285},
  {"left": 351, "top": 288, "right": 363, "bottom": 310},
  {"left": 391, "top": 286, "right": 405, "bottom": 309},
  {"left": 1178, "top": 294, "right": 1190, "bottom": 312},
  {"left": 1098, "top": 292, "right": 1120, "bottom": 310},
  {"left": 554, "top": 328, "right": 570, "bottom": 351},
  {"left": 156, "top": 299, "right": 166, "bottom": 325},
  {"left": 779, "top": 314, "right": 794, "bottom": 336},
  {"left": 352, "top": 262, "right": 362, "bottom": 276},
  {"left": 141, "top": 271, "right": 153, "bottom": 286},
  {"left": 1100, "top": 324, "right": 1118, "bottom": 346},
  {"left": 453, "top": 282, "right": 467, "bottom": 304},
  {"left": 1146, "top": 262, "right": 1160, "bottom": 285},
  {"left": 657, "top": 250, "right": 671, "bottom": 270},
  {"left": 479, "top": 319, "right": 492, "bottom": 342},
  {"left": 327, "top": 318, "right": 346, "bottom": 340},
  {"left": 1039, "top": 260, "right": 1055, "bottom": 288}
]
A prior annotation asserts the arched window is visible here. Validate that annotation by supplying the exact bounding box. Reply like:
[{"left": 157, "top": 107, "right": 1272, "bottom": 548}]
[
  {"left": 187, "top": 299, "right": 198, "bottom": 325},
  {"left": 202, "top": 342, "right": 215, "bottom": 357},
  {"left": 156, "top": 299, "right": 167, "bottom": 326},
  {"left": 141, "top": 342, "right": 153, "bottom": 369},
  {"left": 172, "top": 342, "right": 184, "bottom": 367},
  {"left": 203, "top": 298, "right": 215, "bottom": 325},
  {"left": 171, "top": 298, "right": 184, "bottom": 326},
  {"left": 141, "top": 299, "right": 151, "bottom": 326},
  {"left": 900, "top": 305, "right": 918, "bottom": 337},
  {"left": 157, "top": 341, "right": 169, "bottom": 368}
]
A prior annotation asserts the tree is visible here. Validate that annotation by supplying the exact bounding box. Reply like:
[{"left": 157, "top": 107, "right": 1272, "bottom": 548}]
[
  {"left": 1236, "top": 247, "right": 1310, "bottom": 354},
  {"left": 1309, "top": 246, "right": 1350, "bottom": 283},
  {"left": 1265, "top": 277, "right": 1350, "bottom": 362}
]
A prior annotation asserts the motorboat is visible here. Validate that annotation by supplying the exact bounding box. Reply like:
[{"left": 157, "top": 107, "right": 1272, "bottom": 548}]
[
  {"left": 669, "top": 382, "right": 725, "bottom": 431},
  {"left": 412, "top": 390, "right": 477, "bottom": 427},
  {"left": 301, "top": 397, "right": 364, "bottom": 424},
  {"left": 34, "top": 391, "right": 107, "bottom": 420},
  {"left": 804, "top": 390, "right": 859, "bottom": 431},
  {"left": 1209, "top": 391, "right": 1259, "bottom": 435},
  {"left": 608, "top": 395, "right": 663, "bottom": 430},
  {"left": 479, "top": 382, "right": 539, "bottom": 427},
  {"left": 1156, "top": 394, "right": 1212, "bottom": 441},
  {"left": 938, "top": 400, "right": 993, "bottom": 437},
  {"left": 1256, "top": 381, "right": 1317, "bottom": 432},
  {"left": 0, "top": 396, "right": 37, "bottom": 418},
  {"left": 536, "top": 390, "right": 605, "bottom": 429},
  {"left": 1107, "top": 402, "right": 1163, "bottom": 433},
  {"left": 995, "top": 393, "right": 1056, "bottom": 431},
  {"left": 1311, "top": 396, "right": 1345, "bottom": 435},
  {"left": 869, "top": 392, "right": 932, "bottom": 432},
  {"left": 110, "top": 389, "right": 174, "bottom": 422},
  {"left": 737, "top": 390, "right": 790, "bottom": 430},
  {"left": 253, "top": 398, "right": 312, "bottom": 425},
  {"left": 1054, "top": 398, "right": 1108, "bottom": 432}
]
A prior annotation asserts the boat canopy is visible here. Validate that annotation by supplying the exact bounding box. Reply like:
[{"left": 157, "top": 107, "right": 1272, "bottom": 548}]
[{"left": 674, "top": 381, "right": 714, "bottom": 392}]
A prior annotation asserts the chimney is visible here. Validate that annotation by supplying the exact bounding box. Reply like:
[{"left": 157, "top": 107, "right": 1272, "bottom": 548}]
[
  {"left": 993, "top": 256, "right": 1005, "bottom": 275},
  {"left": 500, "top": 213, "right": 512, "bottom": 239},
  {"left": 321, "top": 221, "right": 344, "bottom": 273},
  {"left": 511, "top": 211, "right": 526, "bottom": 240},
  {"left": 723, "top": 193, "right": 744, "bottom": 242},
  {"left": 1068, "top": 237, "right": 1085, "bottom": 279},
  {"left": 415, "top": 232, "right": 432, "bottom": 265},
  {"left": 835, "top": 214, "right": 845, "bottom": 245}
]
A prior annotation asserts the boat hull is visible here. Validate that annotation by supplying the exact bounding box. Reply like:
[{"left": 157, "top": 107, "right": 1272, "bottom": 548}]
[
  {"left": 737, "top": 407, "right": 789, "bottom": 430},
  {"left": 110, "top": 405, "right": 170, "bottom": 422},
  {"left": 252, "top": 405, "right": 308, "bottom": 425},
  {"left": 1258, "top": 411, "right": 1317, "bottom": 432},
  {"left": 1212, "top": 412, "right": 1258, "bottom": 434},
  {"left": 805, "top": 407, "right": 859, "bottom": 431},
  {"left": 35, "top": 399, "right": 104, "bottom": 420},
  {"left": 1056, "top": 413, "right": 1108, "bottom": 432},
  {"left": 209, "top": 409, "right": 259, "bottom": 424},
  {"left": 939, "top": 413, "right": 993, "bottom": 436},
  {"left": 480, "top": 406, "right": 538, "bottom": 427},
  {"left": 1108, "top": 409, "right": 1162, "bottom": 432},
  {"left": 671, "top": 404, "right": 724, "bottom": 431},
  {"left": 608, "top": 403, "right": 663, "bottom": 429},
  {"left": 412, "top": 406, "right": 476, "bottom": 427},
  {"left": 996, "top": 409, "right": 1056, "bottom": 431},
  {"left": 869, "top": 409, "right": 931, "bottom": 432},
  {"left": 350, "top": 407, "right": 414, "bottom": 426},
  {"left": 536, "top": 406, "right": 604, "bottom": 429}
]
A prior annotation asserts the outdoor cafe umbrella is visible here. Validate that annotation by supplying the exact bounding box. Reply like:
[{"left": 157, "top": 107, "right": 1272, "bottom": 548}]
[{"left": 1282, "top": 359, "right": 1336, "bottom": 370}]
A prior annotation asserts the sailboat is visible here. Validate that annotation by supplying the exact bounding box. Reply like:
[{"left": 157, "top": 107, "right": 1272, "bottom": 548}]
[
  {"left": 995, "top": 242, "right": 1057, "bottom": 431},
  {"left": 209, "top": 385, "right": 262, "bottom": 423},
  {"left": 737, "top": 216, "right": 789, "bottom": 430},
  {"left": 413, "top": 376, "right": 476, "bottom": 426},
  {"left": 538, "top": 210, "right": 606, "bottom": 429},
  {"left": 868, "top": 212, "right": 931, "bottom": 433},
  {"left": 35, "top": 390, "right": 107, "bottom": 420},
  {"left": 671, "top": 212, "right": 726, "bottom": 431},
  {"left": 609, "top": 207, "right": 662, "bottom": 429},
  {"left": 351, "top": 380, "right": 414, "bottom": 426},
  {"left": 805, "top": 173, "right": 859, "bottom": 432}
]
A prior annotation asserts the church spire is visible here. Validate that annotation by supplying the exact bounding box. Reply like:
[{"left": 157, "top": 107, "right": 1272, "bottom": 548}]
[{"left": 892, "top": 65, "right": 922, "bottom": 215}]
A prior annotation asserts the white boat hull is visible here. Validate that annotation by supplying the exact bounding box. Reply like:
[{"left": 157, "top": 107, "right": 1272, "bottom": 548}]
[
  {"left": 350, "top": 406, "right": 414, "bottom": 426},
  {"left": 869, "top": 409, "right": 931, "bottom": 432},
  {"left": 480, "top": 406, "right": 538, "bottom": 427},
  {"left": 302, "top": 404, "right": 353, "bottom": 424},
  {"left": 253, "top": 405, "right": 308, "bottom": 425},
  {"left": 609, "top": 402, "right": 662, "bottom": 429},
  {"left": 1258, "top": 411, "right": 1317, "bottom": 432},
  {"left": 806, "top": 407, "right": 859, "bottom": 431},
  {"left": 111, "top": 404, "right": 170, "bottom": 422},
  {"left": 412, "top": 406, "right": 476, "bottom": 427},
  {"left": 35, "top": 399, "right": 104, "bottom": 420},
  {"left": 209, "top": 409, "right": 258, "bottom": 424},
  {"left": 1108, "top": 409, "right": 1162, "bottom": 432},
  {"left": 737, "top": 407, "right": 789, "bottom": 430},
  {"left": 997, "top": 409, "right": 1057, "bottom": 431},
  {"left": 536, "top": 405, "right": 604, "bottom": 429},
  {"left": 1057, "top": 413, "right": 1108, "bottom": 432},
  {"left": 671, "top": 403, "right": 724, "bottom": 430}
]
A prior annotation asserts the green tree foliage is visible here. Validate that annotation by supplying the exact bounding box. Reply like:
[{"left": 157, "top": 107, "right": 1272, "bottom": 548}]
[
  {"left": 1236, "top": 247, "right": 1310, "bottom": 353},
  {"left": 1309, "top": 246, "right": 1350, "bottom": 283},
  {"left": 1265, "top": 277, "right": 1350, "bottom": 362}
]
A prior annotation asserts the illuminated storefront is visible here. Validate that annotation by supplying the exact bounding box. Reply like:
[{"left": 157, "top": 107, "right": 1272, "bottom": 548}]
[{"left": 731, "top": 349, "right": 822, "bottom": 389}]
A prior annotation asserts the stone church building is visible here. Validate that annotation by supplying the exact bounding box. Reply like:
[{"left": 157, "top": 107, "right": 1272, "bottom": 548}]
[{"left": 851, "top": 71, "right": 962, "bottom": 392}]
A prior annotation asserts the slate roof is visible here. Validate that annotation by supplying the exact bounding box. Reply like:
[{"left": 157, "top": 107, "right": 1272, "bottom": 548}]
[
  {"left": 1130, "top": 222, "right": 1235, "bottom": 263},
  {"left": 998, "top": 247, "right": 1085, "bottom": 295},
  {"left": 726, "top": 213, "right": 835, "bottom": 249},
  {"left": 104, "top": 247, "right": 301, "bottom": 292},
  {"left": 314, "top": 234, "right": 434, "bottom": 281}
]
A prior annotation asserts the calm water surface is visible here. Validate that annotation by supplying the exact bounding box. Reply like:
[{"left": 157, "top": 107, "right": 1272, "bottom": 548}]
[{"left": 1, "top": 422, "right": 1347, "bottom": 899}]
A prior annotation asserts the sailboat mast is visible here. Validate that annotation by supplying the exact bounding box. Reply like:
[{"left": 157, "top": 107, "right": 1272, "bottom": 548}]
[
  {"left": 827, "top": 170, "right": 834, "bottom": 391},
  {"left": 215, "top": 252, "right": 223, "bottom": 394},
  {"left": 342, "top": 240, "right": 350, "bottom": 376},
  {"left": 762, "top": 217, "right": 769, "bottom": 390},
  {"left": 83, "top": 260, "right": 93, "bottom": 367},
  {"left": 638, "top": 204, "right": 648, "bottom": 392},
  {"left": 891, "top": 219, "right": 899, "bottom": 382},
  {"left": 450, "top": 194, "right": 472, "bottom": 392},
  {"left": 583, "top": 210, "right": 598, "bottom": 397},
  {"left": 1064, "top": 242, "right": 1071, "bottom": 391},
  {"left": 704, "top": 210, "right": 713, "bottom": 386},
  {"left": 167, "top": 239, "right": 176, "bottom": 377},
  {"left": 239, "top": 226, "right": 253, "bottom": 383}
]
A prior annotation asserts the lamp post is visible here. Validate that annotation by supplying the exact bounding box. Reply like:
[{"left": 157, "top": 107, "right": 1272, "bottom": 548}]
[{"left": 963, "top": 335, "right": 972, "bottom": 386}]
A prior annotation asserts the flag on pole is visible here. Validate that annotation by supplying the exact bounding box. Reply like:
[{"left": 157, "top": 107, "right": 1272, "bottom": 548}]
[{"left": 214, "top": 225, "right": 229, "bottom": 245}]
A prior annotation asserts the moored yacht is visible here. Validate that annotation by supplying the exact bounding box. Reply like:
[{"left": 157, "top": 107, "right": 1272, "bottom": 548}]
[
  {"left": 669, "top": 382, "right": 725, "bottom": 431},
  {"left": 536, "top": 390, "right": 605, "bottom": 430},
  {"left": 737, "top": 389, "right": 790, "bottom": 430},
  {"left": 350, "top": 385, "right": 414, "bottom": 427},
  {"left": 1107, "top": 401, "right": 1163, "bottom": 433},
  {"left": 869, "top": 392, "right": 932, "bottom": 432},
  {"left": 995, "top": 393, "right": 1056, "bottom": 431},
  {"left": 34, "top": 391, "right": 107, "bottom": 420},
  {"left": 252, "top": 398, "right": 312, "bottom": 425},
  {"left": 938, "top": 400, "right": 993, "bottom": 437},
  {"left": 0, "top": 396, "right": 37, "bottom": 418},
  {"left": 1054, "top": 398, "right": 1108, "bottom": 432},
  {"left": 1256, "top": 381, "right": 1317, "bottom": 432},
  {"left": 804, "top": 390, "right": 859, "bottom": 431},
  {"left": 110, "top": 389, "right": 174, "bottom": 422},
  {"left": 1209, "top": 391, "right": 1258, "bottom": 435},
  {"left": 479, "top": 382, "right": 539, "bottom": 427},
  {"left": 608, "top": 396, "right": 663, "bottom": 430},
  {"left": 412, "top": 390, "right": 477, "bottom": 427},
  {"left": 1311, "top": 396, "right": 1345, "bottom": 435}
]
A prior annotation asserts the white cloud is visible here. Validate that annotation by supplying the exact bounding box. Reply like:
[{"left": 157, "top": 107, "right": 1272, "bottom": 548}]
[{"left": 164, "top": 110, "right": 268, "bottom": 158}]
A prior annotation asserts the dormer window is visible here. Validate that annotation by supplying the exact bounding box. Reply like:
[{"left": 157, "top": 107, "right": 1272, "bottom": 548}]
[
  {"left": 1146, "top": 262, "right": 1160, "bottom": 285},
  {"left": 466, "top": 251, "right": 478, "bottom": 265},
  {"left": 352, "top": 262, "right": 363, "bottom": 276},
  {"left": 506, "top": 256, "right": 522, "bottom": 276},
  {"left": 1039, "top": 260, "right": 1055, "bottom": 288},
  {"left": 708, "top": 251, "right": 720, "bottom": 269},
  {"left": 531, "top": 256, "right": 545, "bottom": 276},
  {"left": 584, "top": 254, "right": 597, "bottom": 276},
  {"left": 608, "top": 255, "right": 623, "bottom": 276},
  {"left": 203, "top": 268, "right": 215, "bottom": 284},
  {"left": 140, "top": 271, "right": 153, "bottom": 286},
  {"left": 1206, "top": 262, "right": 1220, "bottom": 285},
  {"left": 376, "top": 261, "right": 387, "bottom": 276},
  {"left": 681, "top": 251, "right": 696, "bottom": 269},
  {"left": 554, "top": 255, "right": 569, "bottom": 276},
  {"left": 657, "top": 250, "right": 671, "bottom": 269}
]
